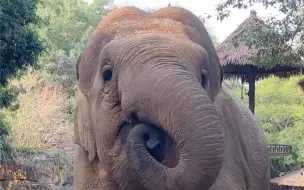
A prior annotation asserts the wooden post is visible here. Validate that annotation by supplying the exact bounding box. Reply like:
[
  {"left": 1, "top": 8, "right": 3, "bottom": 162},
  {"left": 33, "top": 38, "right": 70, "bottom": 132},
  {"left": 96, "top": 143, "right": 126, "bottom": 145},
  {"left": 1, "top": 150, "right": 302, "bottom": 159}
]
[
  {"left": 241, "top": 76, "right": 245, "bottom": 100},
  {"left": 248, "top": 74, "right": 256, "bottom": 114},
  {"left": 298, "top": 79, "right": 304, "bottom": 91}
]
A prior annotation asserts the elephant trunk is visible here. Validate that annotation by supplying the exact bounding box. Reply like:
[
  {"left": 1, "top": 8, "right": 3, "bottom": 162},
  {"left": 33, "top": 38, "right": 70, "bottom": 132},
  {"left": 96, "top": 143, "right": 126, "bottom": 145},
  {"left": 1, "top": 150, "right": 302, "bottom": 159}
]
[{"left": 124, "top": 69, "right": 224, "bottom": 190}]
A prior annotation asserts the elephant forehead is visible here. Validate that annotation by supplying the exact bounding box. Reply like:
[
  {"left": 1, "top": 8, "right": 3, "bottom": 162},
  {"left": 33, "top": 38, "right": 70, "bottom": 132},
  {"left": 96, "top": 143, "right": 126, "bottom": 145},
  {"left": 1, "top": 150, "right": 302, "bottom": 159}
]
[
  {"left": 101, "top": 33, "right": 205, "bottom": 79},
  {"left": 109, "top": 18, "right": 194, "bottom": 41},
  {"left": 104, "top": 33, "right": 206, "bottom": 62},
  {"left": 96, "top": 6, "right": 198, "bottom": 31}
]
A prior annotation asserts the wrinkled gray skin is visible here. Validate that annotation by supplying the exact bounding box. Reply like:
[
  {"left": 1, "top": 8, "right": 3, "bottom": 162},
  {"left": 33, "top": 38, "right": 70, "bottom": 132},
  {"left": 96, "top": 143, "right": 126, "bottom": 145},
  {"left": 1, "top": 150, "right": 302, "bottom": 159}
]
[{"left": 73, "top": 6, "right": 270, "bottom": 190}]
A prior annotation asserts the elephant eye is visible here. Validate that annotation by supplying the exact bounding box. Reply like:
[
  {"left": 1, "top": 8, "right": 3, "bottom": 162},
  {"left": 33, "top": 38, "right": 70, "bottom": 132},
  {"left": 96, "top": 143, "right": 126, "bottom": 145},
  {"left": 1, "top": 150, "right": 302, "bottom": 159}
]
[
  {"left": 103, "top": 69, "right": 112, "bottom": 82},
  {"left": 102, "top": 65, "right": 112, "bottom": 82}
]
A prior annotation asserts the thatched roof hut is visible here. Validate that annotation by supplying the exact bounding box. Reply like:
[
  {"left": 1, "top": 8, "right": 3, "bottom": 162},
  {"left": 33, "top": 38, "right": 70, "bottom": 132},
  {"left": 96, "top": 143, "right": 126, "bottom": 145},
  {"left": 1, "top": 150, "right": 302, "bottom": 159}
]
[
  {"left": 271, "top": 168, "right": 304, "bottom": 189},
  {"left": 216, "top": 10, "right": 303, "bottom": 80},
  {"left": 216, "top": 10, "right": 304, "bottom": 113}
]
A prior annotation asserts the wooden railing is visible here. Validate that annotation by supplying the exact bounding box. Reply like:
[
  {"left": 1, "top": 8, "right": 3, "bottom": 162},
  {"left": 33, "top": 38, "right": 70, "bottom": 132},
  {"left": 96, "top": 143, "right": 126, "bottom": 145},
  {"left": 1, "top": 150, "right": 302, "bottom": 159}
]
[{"left": 268, "top": 144, "right": 292, "bottom": 156}]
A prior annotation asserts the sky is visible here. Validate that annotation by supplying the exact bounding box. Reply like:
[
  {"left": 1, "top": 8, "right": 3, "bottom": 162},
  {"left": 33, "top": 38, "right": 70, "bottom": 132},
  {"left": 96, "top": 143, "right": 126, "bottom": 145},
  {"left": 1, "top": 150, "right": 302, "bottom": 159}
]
[{"left": 86, "top": 0, "right": 283, "bottom": 43}]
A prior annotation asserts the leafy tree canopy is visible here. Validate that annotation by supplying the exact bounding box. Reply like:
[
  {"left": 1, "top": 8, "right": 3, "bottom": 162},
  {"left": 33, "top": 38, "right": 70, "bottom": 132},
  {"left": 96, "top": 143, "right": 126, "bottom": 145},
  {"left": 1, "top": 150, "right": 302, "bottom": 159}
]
[
  {"left": 0, "top": 0, "right": 43, "bottom": 155},
  {"left": 0, "top": 0, "right": 43, "bottom": 86},
  {"left": 36, "top": 0, "right": 111, "bottom": 93}
]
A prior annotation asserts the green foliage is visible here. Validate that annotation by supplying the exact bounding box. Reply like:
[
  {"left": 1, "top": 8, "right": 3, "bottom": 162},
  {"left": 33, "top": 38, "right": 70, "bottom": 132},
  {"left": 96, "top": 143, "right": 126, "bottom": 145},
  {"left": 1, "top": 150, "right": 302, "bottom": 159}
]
[
  {"left": 0, "top": 0, "right": 112, "bottom": 154},
  {"left": 224, "top": 80, "right": 249, "bottom": 104},
  {"left": 0, "top": 86, "right": 21, "bottom": 109},
  {"left": 36, "top": 0, "right": 111, "bottom": 94},
  {"left": 0, "top": 0, "right": 43, "bottom": 85},
  {"left": 0, "top": 113, "right": 12, "bottom": 159},
  {"left": 0, "top": 0, "right": 43, "bottom": 157},
  {"left": 255, "top": 75, "right": 304, "bottom": 170},
  {"left": 215, "top": 0, "right": 304, "bottom": 69},
  {"left": 256, "top": 76, "right": 303, "bottom": 176},
  {"left": 210, "top": 35, "right": 220, "bottom": 47},
  {"left": 228, "top": 75, "right": 304, "bottom": 176}
]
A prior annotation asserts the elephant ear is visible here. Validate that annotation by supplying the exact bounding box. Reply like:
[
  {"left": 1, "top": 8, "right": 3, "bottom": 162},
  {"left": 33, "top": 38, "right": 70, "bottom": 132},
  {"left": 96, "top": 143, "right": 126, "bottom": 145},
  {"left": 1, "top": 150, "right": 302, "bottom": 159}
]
[
  {"left": 199, "top": 49, "right": 223, "bottom": 100},
  {"left": 190, "top": 15, "right": 224, "bottom": 100},
  {"left": 74, "top": 52, "right": 98, "bottom": 162},
  {"left": 77, "top": 33, "right": 112, "bottom": 96},
  {"left": 199, "top": 38, "right": 223, "bottom": 101},
  {"left": 74, "top": 88, "right": 97, "bottom": 162}
]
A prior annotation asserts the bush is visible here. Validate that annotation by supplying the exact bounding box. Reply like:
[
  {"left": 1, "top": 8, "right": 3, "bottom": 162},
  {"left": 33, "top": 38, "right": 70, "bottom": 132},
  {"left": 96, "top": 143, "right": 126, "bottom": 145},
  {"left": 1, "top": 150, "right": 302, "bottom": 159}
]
[
  {"left": 36, "top": 0, "right": 111, "bottom": 95},
  {"left": 255, "top": 75, "right": 304, "bottom": 172},
  {"left": 0, "top": 0, "right": 43, "bottom": 157},
  {"left": 0, "top": 113, "right": 12, "bottom": 159},
  {"left": 1, "top": 70, "right": 75, "bottom": 155},
  {"left": 227, "top": 75, "right": 304, "bottom": 176}
]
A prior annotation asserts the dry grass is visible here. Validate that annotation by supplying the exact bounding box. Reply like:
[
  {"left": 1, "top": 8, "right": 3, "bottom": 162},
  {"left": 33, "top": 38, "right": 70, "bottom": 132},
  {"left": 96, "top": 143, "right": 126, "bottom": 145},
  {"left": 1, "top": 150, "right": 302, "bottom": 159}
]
[{"left": 1, "top": 69, "right": 75, "bottom": 156}]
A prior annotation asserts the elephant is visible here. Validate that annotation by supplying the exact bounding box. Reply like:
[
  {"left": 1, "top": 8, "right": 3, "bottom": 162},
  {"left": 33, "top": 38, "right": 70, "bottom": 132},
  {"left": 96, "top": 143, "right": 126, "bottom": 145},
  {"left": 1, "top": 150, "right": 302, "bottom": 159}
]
[{"left": 73, "top": 6, "right": 270, "bottom": 190}]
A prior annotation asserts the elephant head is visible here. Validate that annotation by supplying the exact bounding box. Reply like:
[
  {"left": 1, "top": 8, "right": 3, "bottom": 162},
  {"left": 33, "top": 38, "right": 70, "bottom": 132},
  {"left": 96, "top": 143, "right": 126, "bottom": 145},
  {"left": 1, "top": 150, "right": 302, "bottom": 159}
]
[{"left": 74, "top": 6, "right": 224, "bottom": 190}]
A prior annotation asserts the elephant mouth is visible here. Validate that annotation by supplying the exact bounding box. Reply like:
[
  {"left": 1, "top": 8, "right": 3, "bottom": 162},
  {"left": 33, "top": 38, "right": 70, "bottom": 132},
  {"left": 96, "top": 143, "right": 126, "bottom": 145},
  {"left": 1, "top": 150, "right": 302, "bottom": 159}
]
[{"left": 118, "top": 120, "right": 168, "bottom": 163}]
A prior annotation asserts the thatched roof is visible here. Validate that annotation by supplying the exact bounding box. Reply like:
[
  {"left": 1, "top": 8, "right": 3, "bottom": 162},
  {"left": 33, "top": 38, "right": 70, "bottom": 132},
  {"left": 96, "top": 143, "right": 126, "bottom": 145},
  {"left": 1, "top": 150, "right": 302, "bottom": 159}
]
[
  {"left": 217, "top": 10, "right": 262, "bottom": 66},
  {"left": 271, "top": 168, "right": 304, "bottom": 187},
  {"left": 216, "top": 10, "right": 304, "bottom": 80}
]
